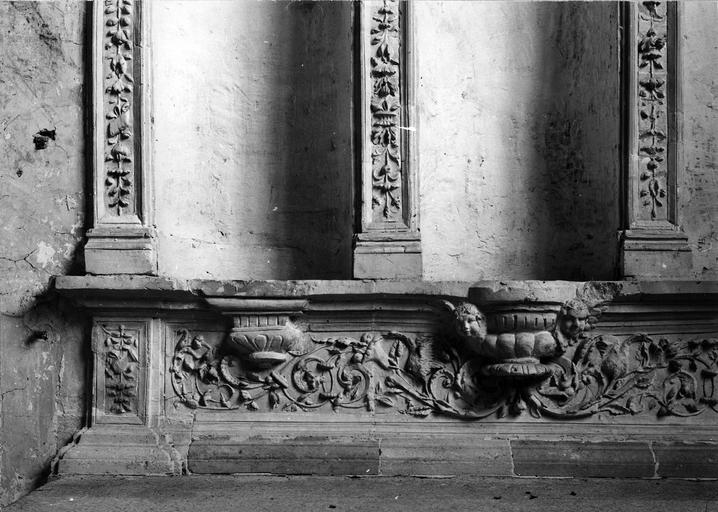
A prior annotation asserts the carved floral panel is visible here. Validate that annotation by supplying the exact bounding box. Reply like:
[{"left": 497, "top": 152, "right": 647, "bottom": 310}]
[{"left": 102, "top": 324, "right": 140, "bottom": 415}]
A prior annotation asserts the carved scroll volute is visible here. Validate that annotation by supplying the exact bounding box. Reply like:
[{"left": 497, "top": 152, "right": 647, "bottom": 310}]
[
  {"left": 86, "top": 0, "right": 156, "bottom": 274},
  {"left": 354, "top": 0, "right": 421, "bottom": 279},
  {"left": 620, "top": 2, "right": 691, "bottom": 278}
]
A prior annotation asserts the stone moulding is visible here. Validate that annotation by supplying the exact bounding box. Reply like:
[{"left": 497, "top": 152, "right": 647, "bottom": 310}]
[{"left": 53, "top": 277, "right": 718, "bottom": 477}]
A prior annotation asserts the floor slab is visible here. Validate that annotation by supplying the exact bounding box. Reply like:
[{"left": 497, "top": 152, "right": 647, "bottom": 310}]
[{"left": 6, "top": 475, "right": 718, "bottom": 512}]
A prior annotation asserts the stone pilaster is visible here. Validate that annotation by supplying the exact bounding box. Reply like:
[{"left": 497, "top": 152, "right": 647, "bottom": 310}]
[
  {"left": 85, "top": 0, "right": 157, "bottom": 275},
  {"left": 620, "top": 1, "right": 691, "bottom": 278},
  {"left": 353, "top": 0, "right": 421, "bottom": 279}
]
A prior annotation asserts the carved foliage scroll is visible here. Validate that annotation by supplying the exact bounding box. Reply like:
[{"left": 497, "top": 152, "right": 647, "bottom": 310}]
[
  {"left": 102, "top": 325, "right": 139, "bottom": 414},
  {"left": 637, "top": 1, "right": 668, "bottom": 221},
  {"left": 103, "top": 0, "right": 135, "bottom": 216},
  {"left": 170, "top": 327, "right": 718, "bottom": 421},
  {"left": 370, "top": 0, "right": 403, "bottom": 223}
]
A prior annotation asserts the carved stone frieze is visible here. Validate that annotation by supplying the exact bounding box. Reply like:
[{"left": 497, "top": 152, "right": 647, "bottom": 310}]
[
  {"left": 102, "top": 0, "right": 135, "bottom": 216},
  {"left": 637, "top": 0, "right": 668, "bottom": 220},
  {"left": 102, "top": 324, "right": 140, "bottom": 414},
  {"left": 170, "top": 300, "right": 718, "bottom": 421},
  {"left": 370, "top": 0, "right": 402, "bottom": 222}
]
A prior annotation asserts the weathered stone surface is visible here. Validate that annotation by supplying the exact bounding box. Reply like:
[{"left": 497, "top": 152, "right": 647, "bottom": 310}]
[
  {"left": 0, "top": 1, "right": 88, "bottom": 506},
  {"left": 511, "top": 441, "right": 655, "bottom": 478}
]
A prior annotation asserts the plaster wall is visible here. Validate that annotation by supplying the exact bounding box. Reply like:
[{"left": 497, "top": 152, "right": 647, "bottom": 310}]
[
  {"left": 152, "top": 1, "right": 354, "bottom": 280},
  {"left": 680, "top": 2, "right": 718, "bottom": 279},
  {"left": 0, "top": 2, "right": 88, "bottom": 506},
  {"left": 417, "top": 1, "right": 621, "bottom": 281}
]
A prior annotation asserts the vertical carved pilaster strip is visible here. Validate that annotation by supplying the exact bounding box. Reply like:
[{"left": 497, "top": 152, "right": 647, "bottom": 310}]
[
  {"left": 85, "top": 0, "right": 157, "bottom": 275},
  {"left": 354, "top": 0, "right": 421, "bottom": 279},
  {"left": 93, "top": 320, "right": 148, "bottom": 425},
  {"left": 620, "top": 1, "right": 691, "bottom": 278}
]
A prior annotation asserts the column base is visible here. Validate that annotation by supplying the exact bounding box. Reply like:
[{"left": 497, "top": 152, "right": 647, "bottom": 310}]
[
  {"left": 620, "top": 229, "right": 692, "bottom": 279},
  {"left": 353, "top": 232, "right": 422, "bottom": 279},
  {"left": 85, "top": 226, "right": 157, "bottom": 275}
]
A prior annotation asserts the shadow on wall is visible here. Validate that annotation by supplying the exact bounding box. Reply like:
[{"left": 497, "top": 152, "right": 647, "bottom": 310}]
[
  {"left": 240, "top": 0, "right": 354, "bottom": 279},
  {"left": 510, "top": 2, "right": 621, "bottom": 280}
]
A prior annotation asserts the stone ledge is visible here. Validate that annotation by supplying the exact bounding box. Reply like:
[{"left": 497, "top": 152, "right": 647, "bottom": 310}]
[{"left": 54, "top": 276, "right": 718, "bottom": 302}]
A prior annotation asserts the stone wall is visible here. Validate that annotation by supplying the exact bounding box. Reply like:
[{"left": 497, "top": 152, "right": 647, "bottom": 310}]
[{"left": 0, "top": 2, "right": 88, "bottom": 506}]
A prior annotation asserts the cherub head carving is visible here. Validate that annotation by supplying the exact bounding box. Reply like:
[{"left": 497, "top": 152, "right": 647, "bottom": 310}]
[
  {"left": 559, "top": 299, "right": 589, "bottom": 338},
  {"left": 443, "top": 301, "right": 487, "bottom": 342}
]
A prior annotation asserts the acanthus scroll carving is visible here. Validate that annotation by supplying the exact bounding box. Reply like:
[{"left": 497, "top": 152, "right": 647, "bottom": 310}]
[
  {"left": 370, "top": 0, "right": 403, "bottom": 222},
  {"left": 103, "top": 0, "right": 135, "bottom": 216},
  {"left": 637, "top": 1, "right": 668, "bottom": 220},
  {"left": 170, "top": 300, "right": 718, "bottom": 421}
]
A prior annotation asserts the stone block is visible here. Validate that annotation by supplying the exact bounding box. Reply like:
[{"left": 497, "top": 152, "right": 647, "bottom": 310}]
[
  {"left": 654, "top": 443, "right": 718, "bottom": 478},
  {"left": 379, "top": 437, "right": 512, "bottom": 476},
  {"left": 188, "top": 436, "right": 381, "bottom": 475},
  {"left": 511, "top": 441, "right": 655, "bottom": 478},
  {"left": 621, "top": 230, "right": 692, "bottom": 279}
]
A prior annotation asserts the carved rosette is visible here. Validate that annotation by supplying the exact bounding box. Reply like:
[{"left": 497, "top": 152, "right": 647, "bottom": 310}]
[
  {"left": 637, "top": 1, "right": 668, "bottom": 220},
  {"left": 102, "top": 325, "right": 139, "bottom": 414},
  {"left": 103, "top": 0, "right": 135, "bottom": 216},
  {"left": 370, "top": 0, "right": 402, "bottom": 222}
]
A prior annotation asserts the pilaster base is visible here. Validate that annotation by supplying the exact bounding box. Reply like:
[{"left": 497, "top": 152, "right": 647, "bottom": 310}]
[
  {"left": 54, "top": 426, "right": 182, "bottom": 476},
  {"left": 353, "top": 233, "right": 422, "bottom": 279},
  {"left": 85, "top": 226, "right": 157, "bottom": 275},
  {"left": 620, "top": 230, "right": 692, "bottom": 279}
]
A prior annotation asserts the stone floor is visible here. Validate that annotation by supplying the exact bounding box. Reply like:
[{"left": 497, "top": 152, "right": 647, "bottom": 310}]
[{"left": 5, "top": 475, "right": 718, "bottom": 511}]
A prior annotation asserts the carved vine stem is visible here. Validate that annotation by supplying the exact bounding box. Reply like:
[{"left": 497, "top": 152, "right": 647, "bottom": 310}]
[
  {"left": 103, "top": 0, "right": 134, "bottom": 215},
  {"left": 637, "top": 1, "right": 668, "bottom": 220},
  {"left": 370, "top": 0, "right": 402, "bottom": 222}
]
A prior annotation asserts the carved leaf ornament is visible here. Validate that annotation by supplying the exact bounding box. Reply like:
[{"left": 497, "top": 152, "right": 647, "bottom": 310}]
[
  {"left": 103, "top": 0, "right": 134, "bottom": 215},
  {"left": 637, "top": 1, "right": 668, "bottom": 220},
  {"left": 370, "top": 0, "right": 403, "bottom": 221},
  {"left": 103, "top": 325, "right": 139, "bottom": 414}
]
